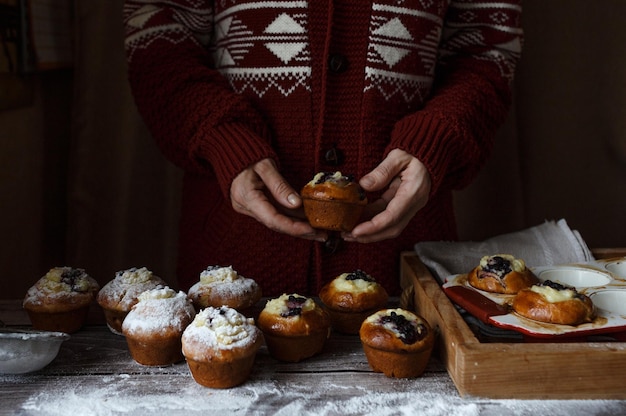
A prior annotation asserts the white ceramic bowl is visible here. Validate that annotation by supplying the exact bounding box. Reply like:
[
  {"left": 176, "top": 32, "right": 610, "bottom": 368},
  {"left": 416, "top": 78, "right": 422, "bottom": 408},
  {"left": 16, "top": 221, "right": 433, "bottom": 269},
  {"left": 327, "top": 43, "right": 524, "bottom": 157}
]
[{"left": 0, "top": 328, "right": 70, "bottom": 374}]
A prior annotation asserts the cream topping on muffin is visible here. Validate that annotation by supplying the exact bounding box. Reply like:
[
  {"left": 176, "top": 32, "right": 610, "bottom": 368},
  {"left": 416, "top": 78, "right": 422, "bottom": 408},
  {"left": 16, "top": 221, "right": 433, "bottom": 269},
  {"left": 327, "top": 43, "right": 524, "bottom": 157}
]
[
  {"left": 530, "top": 280, "right": 577, "bottom": 303},
  {"left": 364, "top": 308, "right": 428, "bottom": 344},
  {"left": 116, "top": 267, "right": 154, "bottom": 284},
  {"left": 263, "top": 294, "right": 317, "bottom": 318},
  {"left": 189, "top": 266, "right": 260, "bottom": 301},
  {"left": 306, "top": 171, "right": 354, "bottom": 187},
  {"left": 183, "top": 306, "right": 259, "bottom": 349},
  {"left": 330, "top": 270, "right": 378, "bottom": 294},
  {"left": 23, "top": 267, "right": 99, "bottom": 306},
  {"left": 122, "top": 287, "right": 195, "bottom": 333},
  {"left": 97, "top": 267, "right": 165, "bottom": 310},
  {"left": 199, "top": 265, "right": 239, "bottom": 284},
  {"left": 40, "top": 267, "right": 95, "bottom": 293}
]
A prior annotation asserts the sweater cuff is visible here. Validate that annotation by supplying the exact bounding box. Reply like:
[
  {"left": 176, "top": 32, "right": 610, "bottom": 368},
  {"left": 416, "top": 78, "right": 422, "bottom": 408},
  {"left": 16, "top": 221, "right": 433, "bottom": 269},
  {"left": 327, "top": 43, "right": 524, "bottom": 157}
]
[
  {"left": 195, "top": 123, "right": 279, "bottom": 198},
  {"left": 387, "top": 112, "right": 459, "bottom": 195}
]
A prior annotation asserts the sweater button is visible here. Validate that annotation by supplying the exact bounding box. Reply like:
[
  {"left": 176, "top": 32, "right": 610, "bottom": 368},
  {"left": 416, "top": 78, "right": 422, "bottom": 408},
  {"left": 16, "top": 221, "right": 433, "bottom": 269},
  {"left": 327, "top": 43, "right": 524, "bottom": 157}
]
[
  {"left": 328, "top": 54, "right": 348, "bottom": 73},
  {"left": 324, "top": 236, "right": 342, "bottom": 254},
  {"left": 323, "top": 147, "right": 344, "bottom": 166}
]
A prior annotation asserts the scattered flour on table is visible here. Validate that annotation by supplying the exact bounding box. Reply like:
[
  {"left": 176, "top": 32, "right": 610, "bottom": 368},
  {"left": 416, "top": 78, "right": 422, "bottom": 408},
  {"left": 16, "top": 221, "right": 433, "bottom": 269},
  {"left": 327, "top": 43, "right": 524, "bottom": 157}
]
[{"left": 15, "top": 374, "right": 626, "bottom": 416}]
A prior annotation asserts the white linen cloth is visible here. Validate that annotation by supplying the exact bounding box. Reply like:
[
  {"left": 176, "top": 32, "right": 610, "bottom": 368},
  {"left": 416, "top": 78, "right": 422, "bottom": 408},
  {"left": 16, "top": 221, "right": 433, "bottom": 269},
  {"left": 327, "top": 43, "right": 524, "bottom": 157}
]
[{"left": 414, "top": 219, "right": 593, "bottom": 284}]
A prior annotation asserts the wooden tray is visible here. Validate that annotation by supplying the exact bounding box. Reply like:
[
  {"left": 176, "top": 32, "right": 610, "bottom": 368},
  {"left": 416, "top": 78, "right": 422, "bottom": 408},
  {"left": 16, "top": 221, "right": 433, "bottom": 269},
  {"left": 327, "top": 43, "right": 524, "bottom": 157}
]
[{"left": 399, "top": 250, "right": 626, "bottom": 399}]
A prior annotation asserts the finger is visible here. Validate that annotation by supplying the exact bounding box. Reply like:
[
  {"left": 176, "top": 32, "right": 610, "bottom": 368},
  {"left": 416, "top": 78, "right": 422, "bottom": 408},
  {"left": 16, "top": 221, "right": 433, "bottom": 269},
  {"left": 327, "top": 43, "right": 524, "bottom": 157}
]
[
  {"left": 254, "top": 159, "right": 301, "bottom": 208},
  {"left": 346, "top": 175, "right": 425, "bottom": 242},
  {"left": 360, "top": 149, "right": 410, "bottom": 192}
]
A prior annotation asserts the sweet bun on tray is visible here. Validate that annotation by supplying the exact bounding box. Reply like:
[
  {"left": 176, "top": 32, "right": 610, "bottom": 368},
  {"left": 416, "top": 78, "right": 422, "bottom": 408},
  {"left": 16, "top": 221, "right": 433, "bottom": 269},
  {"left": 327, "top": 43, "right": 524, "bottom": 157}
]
[
  {"left": 468, "top": 254, "right": 539, "bottom": 294},
  {"left": 512, "top": 280, "right": 596, "bottom": 326}
]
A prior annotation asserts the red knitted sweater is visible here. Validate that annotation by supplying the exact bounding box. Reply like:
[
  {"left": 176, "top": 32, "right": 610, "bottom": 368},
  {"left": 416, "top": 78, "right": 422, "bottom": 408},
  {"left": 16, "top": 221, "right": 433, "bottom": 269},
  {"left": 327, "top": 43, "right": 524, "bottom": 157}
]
[{"left": 123, "top": 1, "right": 522, "bottom": 296}]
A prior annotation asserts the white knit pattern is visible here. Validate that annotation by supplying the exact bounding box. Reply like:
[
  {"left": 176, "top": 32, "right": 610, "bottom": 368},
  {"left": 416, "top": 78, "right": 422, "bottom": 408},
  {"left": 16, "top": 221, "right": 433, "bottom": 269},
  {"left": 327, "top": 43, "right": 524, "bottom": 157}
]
[{"left": 124, "top": 1, "right": 522, "bottom": 101}]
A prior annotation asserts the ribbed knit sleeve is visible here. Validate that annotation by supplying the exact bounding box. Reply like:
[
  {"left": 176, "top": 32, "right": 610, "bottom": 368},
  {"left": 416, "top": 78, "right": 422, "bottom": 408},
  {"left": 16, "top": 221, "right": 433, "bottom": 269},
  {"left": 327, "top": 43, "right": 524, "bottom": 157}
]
[
  {"left": 123, "top": 1, "right": 278, "bottom": 198},
  {"left": 387, "top": 0, "right": 522, "bottom": 194}
]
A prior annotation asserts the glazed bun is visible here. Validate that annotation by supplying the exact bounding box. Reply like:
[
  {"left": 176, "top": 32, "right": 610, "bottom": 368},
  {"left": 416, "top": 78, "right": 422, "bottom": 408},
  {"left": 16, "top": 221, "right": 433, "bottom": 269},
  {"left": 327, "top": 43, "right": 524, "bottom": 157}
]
[
  {"left": 468, "top": 254, "right": 539, "bottom": 294},
  {"left": 512, "top": 280, "right": 595, "bottom": 325}
]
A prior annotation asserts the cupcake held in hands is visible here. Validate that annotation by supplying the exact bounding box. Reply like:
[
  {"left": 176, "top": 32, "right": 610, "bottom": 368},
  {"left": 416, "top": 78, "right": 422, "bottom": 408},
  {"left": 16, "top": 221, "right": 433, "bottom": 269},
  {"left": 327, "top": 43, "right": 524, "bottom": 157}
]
[{"left": 301, "top": 171, "right": 367, "bottom": 232}]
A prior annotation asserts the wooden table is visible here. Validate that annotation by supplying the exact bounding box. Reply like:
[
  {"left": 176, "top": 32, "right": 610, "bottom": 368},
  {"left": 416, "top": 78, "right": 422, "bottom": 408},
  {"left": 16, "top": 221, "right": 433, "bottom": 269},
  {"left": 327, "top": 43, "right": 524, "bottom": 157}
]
[{"left": 2, "top": 301, "right": 626, "bottom": 416}]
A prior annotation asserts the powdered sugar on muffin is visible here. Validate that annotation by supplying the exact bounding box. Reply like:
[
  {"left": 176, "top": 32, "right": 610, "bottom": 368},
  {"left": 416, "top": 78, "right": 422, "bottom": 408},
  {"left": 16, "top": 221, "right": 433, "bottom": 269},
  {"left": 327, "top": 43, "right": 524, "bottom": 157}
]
[
  {"left": 97, "top": 267, "right": 166, "bottom": 311},
  {"left": 182, "top": 306, "right": 260, "bottom": 357},
  {"left": 122, "top": 287, "right": 196, "bottom": 335},
  {"left": 187, "top": 266, "right": 261, "bottom": 312},
  {"left": 23, "top": 267, "right": 99, "bottom": 305}
]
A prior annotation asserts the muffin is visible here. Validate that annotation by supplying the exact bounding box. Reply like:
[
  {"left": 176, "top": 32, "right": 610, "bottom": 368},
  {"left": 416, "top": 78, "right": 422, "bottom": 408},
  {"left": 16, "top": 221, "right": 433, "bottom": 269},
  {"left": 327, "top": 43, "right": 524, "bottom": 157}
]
[
  {"left": 97, "top": 267, "right": 167, "bottom": 335},
  {"left": 187, "top": 265, "right": 262, "bottom": 316},
  {"left": 23, "top": 267, "right": 100, "bottom": 333},
  {"left": 182, "top": 306, "right": 263, "bottom": 388},
  {"left": 319, "top": 269, "right": 389, "bottom": 334},
  {"left": 122, "top": 287, "right": 196, "bottom": 366},
  {"left": 301, "top": 171, "right": 367, "bottom": 232},
  {"left": 468, "top": 254, "right": 539, "bottom": 294},
  {"left": 360, "top": 308, "right": 434, "bottom": 378},
  {"left": 257, "top": 294, "right": 331, "bottom": 362}
]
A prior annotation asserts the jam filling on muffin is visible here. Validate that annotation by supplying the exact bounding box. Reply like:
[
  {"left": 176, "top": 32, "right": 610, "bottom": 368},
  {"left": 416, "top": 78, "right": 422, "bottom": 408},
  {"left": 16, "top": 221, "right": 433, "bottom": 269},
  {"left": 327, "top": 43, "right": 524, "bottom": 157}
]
[
  {"left": 345, "top": 269, "right": 375, "bottom": 282},
  {"left": 283, "top": 295, "right": 307, "bottom": 317},
  {"left": 308, "top": 171, "right": 366, "bottom": 200},
  {"left": 379, "top": 311, "right": 428, "bottom": 345},
  {"left": 477, "top": 254, "right": 526, "bottom": 282},
  {"left": 43, "top": 267, "right": 94, "bottom": 293}
]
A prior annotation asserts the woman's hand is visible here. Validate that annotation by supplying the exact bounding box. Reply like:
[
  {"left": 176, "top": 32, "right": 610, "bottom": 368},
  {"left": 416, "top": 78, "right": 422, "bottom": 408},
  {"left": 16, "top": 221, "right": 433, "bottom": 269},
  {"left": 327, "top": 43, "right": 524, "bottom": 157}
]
[
  {"left": 230, "top": 158, "right": 327, "bottom": 242},
  {"left": 343, "top": 149, "right": 431, "bottom": 243}
]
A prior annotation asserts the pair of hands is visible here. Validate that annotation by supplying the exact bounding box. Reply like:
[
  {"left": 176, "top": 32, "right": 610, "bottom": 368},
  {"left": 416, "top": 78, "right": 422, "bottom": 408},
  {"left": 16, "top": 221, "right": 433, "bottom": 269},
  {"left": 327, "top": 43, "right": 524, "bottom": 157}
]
[{"left": 230, "top": 149, "right": 431, "bottom": 244}]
